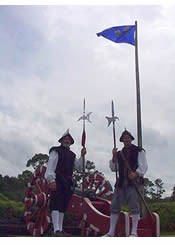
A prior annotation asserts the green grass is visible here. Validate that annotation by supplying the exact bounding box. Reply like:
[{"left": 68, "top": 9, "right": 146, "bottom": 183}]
[
  {"left": 0, "top": 192, "right": 24, "bottom": 218},
  {"left": 148, "top": 201, "right": 175, "bottom": 232},
  {"left": 160, "top": 231, "right": 175, "bottom": 237}
]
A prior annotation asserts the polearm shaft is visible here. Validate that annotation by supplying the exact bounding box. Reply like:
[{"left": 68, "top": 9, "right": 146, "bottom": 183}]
[
  {"left": 112, "top": 101, "right": 116, "bottom": 149},
  {"left": 106, "top": 100, "right": 119, "bottom": 149},
  {"left": 106, "top": 100, "right": 119, "bottom": 181},
  {"left": 82, "top": 99, "right": 86, "bottom": 194},
  {"left": 78, "top": 99, "right": 92, "bottom": 194},
  {"left": 135, "top": 20, "right": 142, "bottom": 148}
]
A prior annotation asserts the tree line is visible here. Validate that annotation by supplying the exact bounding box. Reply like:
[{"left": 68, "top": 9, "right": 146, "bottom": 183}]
[{"left": 0, "top": 153, "right": 175, "bottom": 203}]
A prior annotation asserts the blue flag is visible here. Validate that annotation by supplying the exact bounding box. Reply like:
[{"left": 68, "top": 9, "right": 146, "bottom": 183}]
[{"left": 97, "top": 25, "right": 136, "bottom": 46}]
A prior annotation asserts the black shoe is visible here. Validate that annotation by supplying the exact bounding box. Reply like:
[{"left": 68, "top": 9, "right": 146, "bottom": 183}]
[
  {"left": 61, "top": 230, "right": 71, "bottom": 237},
  {"left": 53, "top": 230, "right": 63, "bottom": 237},
  {"left": 53, "top": 230, "right": 71, "bottom": 237}
]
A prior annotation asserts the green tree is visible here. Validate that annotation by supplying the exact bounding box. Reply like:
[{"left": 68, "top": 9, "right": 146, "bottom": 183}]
[
  {"left": 72, "top": 160, "right": 96, "bottom": 187},
  {"left": 171, "top": 185, "right": 175, "bottom": 200},
  {"left": 144, "top": 177, "right": 155, "bottom": 200},
  {"left": 86, "top": 160, "right": 96, "bottom": 173},
  {"left": 18, "top": 170, "right": 33, "bottom": 186},
  {"left": 0, "top": 168, "right": 33, "bottom": 202},
  {"left": 26, "top": 153, "right": 49, "bottom": 169},
  {"left": 154, "top": 178, "right": 165, "bottom": 200}
]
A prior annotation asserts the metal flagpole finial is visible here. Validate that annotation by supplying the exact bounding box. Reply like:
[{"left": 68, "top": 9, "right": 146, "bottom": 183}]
[{"left": 105, "top": 100, "right": 119, "bottom": 127}]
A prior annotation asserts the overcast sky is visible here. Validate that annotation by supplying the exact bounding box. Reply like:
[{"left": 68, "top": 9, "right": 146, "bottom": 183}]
[{"left": 0, "top": 3, "right": 175, "bottom": 197}]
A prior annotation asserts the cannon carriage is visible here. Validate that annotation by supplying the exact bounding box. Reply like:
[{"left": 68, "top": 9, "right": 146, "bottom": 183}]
[{"left": 24, "top": 164, "right": 160, "bottom": 237}]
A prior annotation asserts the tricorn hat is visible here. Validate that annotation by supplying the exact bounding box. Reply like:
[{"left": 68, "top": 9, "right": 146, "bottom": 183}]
[
  {"left": 58, "top": 129, "right": 74, "bottom": 145},
  {"left": 119, "top": 129, "right": 135, "bottom": 142}
]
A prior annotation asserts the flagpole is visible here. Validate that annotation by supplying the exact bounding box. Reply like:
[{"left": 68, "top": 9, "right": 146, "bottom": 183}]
[
  {"left": 135, "top": 21, "right": 147, "bottom": 217},
  {"left": 135, "top": 20, "right": 142, "bottom": 148}
]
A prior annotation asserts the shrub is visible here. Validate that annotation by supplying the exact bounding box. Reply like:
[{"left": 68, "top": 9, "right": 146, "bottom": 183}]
[{"left": 0, "top": 193, "right": 24, "bottom": 220}]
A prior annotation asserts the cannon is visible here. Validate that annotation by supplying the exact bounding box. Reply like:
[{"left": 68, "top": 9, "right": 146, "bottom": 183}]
[{"left": 24, "top": 164, "right": 160, "bottom": 237}]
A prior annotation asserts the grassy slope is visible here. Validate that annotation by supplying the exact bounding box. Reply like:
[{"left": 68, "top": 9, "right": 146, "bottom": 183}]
[
  {"left": 0, "top": 192, "right": 24, "bottom": 218},
  {"left": 148, "top": 201, "right": 175, "bottom": 233}
]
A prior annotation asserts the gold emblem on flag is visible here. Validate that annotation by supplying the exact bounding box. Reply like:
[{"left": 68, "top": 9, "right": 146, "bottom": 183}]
[
  {"left": 114, "top": 29, "right": 122, "bottom": 37},
  {"left": 124, "top": 26, "right": 130, "bottom": 32},
  {"left": 115, "top": 26, "right": 131, "bottom": 37}
]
